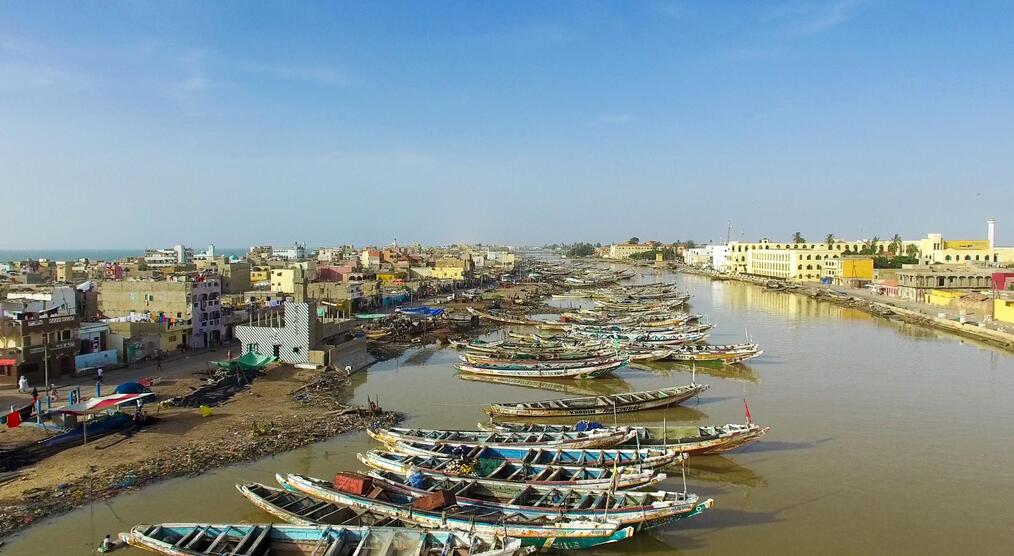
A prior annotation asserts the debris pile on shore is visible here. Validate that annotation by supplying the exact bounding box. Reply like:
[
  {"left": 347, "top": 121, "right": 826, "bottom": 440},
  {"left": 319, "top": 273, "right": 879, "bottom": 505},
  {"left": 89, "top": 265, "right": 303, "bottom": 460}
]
[
  {"left": 0, "top": 365, "right": 403, "bottom": 542},
  {"left": 291, "top": 367, "right": 355, "bottom": 411}
]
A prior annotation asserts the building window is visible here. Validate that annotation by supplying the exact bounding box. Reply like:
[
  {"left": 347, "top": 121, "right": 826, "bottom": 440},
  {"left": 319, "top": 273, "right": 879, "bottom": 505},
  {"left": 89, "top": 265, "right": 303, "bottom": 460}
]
[{"left": 61, "top": 330, "right": 71, "bottom": 340}]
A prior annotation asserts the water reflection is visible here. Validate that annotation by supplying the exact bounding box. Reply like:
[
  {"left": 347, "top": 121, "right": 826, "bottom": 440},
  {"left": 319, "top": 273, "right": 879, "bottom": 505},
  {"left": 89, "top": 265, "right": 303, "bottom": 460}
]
[
  {"left": 630, "top": 360, "right": 761, "bottom": 384},
  {"left": 685, "top": 456, "right": 767, "bottom": 489},
  {"left": 457, "top": 373, "right": 635, "bottom": 397}
]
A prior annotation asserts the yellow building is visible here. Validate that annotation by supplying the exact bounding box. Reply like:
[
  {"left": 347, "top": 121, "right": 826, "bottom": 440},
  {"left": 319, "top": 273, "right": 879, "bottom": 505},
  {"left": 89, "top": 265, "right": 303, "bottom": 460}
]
[
  {"left": 251, "top": 265, "right": 272, "bottom": 283},
  {"left": 270, "top": 268, "right": 308, "bottom": 294},
  {"left": 841, "top": 257, "right": 874, "bottom": 280},
  {"left": 376, "top": 272, "right": 406, "bottom": 283},
  {"left": 608, "top": 244, "right": 654, "bottom": 259},
  {"left": 432, "top": 258, "right": 471, "bottom": 280},
  {"left": 432, "top": 266, "right": 466, "bottom": 280},
  {"left": 746, "top": 248, "right": 842, "bottom": 281},
  {"left": 927, "top": 289, "right": 965, "bottom": 307},
  {"left": 916, "top": 234, "right": 996, "bottom": 265},
  {"left": 994, "top": 298, "right": 1014, "bottom": 325}
]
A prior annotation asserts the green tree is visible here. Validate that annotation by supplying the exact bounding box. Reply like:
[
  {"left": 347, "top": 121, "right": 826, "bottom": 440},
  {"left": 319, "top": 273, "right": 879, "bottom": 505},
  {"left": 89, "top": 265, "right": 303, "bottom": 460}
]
[
  {"left": 862, "top": 236, "right": 882, "bottom": 255},
  {"left": 792, "top": 232, "right": 806, "bottom": 244},
  {"left": 685, "top": 240, "right": 697, "bottom": 249},
  {"left": 825, "top": 233, "right": 835, "bottom": 249},
  {"left": 888, "top": 234, "right": 903, "bottom": 255},
  {"left": 905, "top": 243, "right": 920, "bottom": 258},
  {"left": 567, "top": 243, "right": 596, "bottom": 257},
  {"left": 628, "top": 237, "right": 640, "bottom": 245}
]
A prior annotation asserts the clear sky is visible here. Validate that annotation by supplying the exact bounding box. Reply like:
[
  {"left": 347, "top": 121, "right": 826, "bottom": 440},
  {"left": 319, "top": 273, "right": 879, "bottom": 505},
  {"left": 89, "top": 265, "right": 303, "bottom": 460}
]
[{"left": 2, "top": 1, "right": 1012, "bottom": 249}]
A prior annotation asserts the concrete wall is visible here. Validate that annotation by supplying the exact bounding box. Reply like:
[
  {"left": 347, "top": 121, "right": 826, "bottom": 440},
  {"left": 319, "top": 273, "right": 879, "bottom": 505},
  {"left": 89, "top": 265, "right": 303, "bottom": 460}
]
[
  {"left": 99, "top": 280, "right": 191, "bottom": 318},
  {"left": 75, "top": 349, "right": 118, "bottom": 369}
]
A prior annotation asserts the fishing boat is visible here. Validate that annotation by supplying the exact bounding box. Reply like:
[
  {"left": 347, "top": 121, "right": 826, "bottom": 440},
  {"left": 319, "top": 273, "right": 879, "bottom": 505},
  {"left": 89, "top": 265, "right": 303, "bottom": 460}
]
[
  {"left": 455, "top": 357, "right": 625, "bottom": 379},
  {"left": 367, "top": 426, "right": 632, "bottom": 450},
  {"left": 663, "top": 343, "right": 763, "bottom": 364},
  {"left": 485, "top": 383, "right": 709, "bottom": 418},
  {"left": 281, "top": 473, "right": 635, "bottom": 550},
  {"left": 481, "top": 423, "right": 770, "bottom": 455},
  {"left": 458, "top": 354, "right": 625, "bottom": 371},
  {"left": 120, "top": 523, "right": 526, "bottom": 556},
  {"left": 358, "top": 451, "right": 664, "bottom": 490},
  {"left": 466, "top": 307, "right": 533, "bottom": 326},
  {"left": 237, "top": 482, "right": 412, "bottom": 527},
  {"left": 388, "top": 441, "right": 684, "bottom": 469},
  {"left": 364, "top": 470, "right": 711, "bottom": 531},
  {"left": 459, "top": 349, "right": 614, "bottom": 363},
  {"left": 364, "top": 329, "right": 392, "bottom": 340}
]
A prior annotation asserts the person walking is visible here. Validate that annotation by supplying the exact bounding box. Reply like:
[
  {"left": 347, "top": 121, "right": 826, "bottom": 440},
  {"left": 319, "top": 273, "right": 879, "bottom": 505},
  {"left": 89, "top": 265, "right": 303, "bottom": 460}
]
[{"left": 18, "top": 375, "right": 29, "bottom": 393}]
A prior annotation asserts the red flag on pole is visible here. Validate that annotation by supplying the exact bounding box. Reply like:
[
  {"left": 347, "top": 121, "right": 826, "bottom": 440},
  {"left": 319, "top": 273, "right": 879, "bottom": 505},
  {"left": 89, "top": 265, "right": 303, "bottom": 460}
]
[
  {"left": 743, "top": 398, "right": 753, "bottom": 425},
  {"left": 6, "top": 410, "right": 21, "bottom": 428}
]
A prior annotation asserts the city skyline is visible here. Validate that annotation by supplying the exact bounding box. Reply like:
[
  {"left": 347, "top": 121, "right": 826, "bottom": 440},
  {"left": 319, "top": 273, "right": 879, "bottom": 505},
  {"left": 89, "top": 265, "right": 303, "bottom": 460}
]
[{"left": 2, "top": 1, "right": 1013, "bottom": 248}]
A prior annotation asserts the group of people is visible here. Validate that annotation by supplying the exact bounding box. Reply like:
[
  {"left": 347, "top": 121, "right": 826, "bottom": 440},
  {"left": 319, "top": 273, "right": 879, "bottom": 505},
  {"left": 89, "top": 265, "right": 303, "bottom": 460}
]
[{"left": 17, "top": 371, "right": 101, "bottom": 406}]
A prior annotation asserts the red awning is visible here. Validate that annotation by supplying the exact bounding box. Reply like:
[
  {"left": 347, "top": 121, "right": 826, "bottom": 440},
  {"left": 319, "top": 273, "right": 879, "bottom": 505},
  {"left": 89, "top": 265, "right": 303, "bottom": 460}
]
[{"left": 0, "top": 359, "right": 17, "bottom": 366}]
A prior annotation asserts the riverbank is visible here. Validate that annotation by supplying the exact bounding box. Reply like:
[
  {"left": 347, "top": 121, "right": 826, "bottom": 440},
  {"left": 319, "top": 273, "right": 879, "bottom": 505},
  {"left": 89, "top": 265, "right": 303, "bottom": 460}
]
[
  {"left": 674, "top": 264, "right": 1014, "bottom": 352},
  {"left": 0, "top": 364, "right": 401, "bottom": 541}
]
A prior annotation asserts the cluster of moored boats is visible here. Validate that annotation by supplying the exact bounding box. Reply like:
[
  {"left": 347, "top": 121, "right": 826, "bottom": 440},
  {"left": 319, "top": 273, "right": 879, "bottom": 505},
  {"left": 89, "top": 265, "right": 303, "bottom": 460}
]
[
  {"left": 462, "top": 280, "right": 762, "bottom": 373},
  {"left": 118, "top": 266, "right": 770, "bottom": 555},
  {"left": 120, "top": 417, "right": 768, "bottom": 555}
]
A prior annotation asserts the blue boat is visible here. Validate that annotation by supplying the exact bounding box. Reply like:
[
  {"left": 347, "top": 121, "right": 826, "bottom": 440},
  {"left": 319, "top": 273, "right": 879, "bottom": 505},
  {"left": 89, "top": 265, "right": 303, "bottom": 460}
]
[{"left": 121, "top": 522, "right": 527, "bottom": 556}]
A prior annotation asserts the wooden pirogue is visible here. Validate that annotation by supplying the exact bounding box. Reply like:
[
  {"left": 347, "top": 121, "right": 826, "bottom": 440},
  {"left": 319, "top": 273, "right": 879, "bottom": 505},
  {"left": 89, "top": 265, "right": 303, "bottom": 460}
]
[
  {"left": 388, "top": 441, "right": 684, "bottom": 470},
  {"left": 367, "top": 426, "right": 633, "bottom": 450},
  {"left": 120, "top": 522, "right": 527, "bottom": 556},
  {"left": 481, "top": 422, "right": 771, "bottom": 455},
  {"left": 364, "top": 470, "right": 712, "bottom": 531},
  {"left": 485, "top": 383, "right": 709, "bottom": 418},
  {"left": 357, "top": 451, "right": 665, "bottom": 491},
  {"left": 237, "top": 483, "right": 402, "bottom": 527},
  {"left": 455, "top": 357, "right": 626, "bottom": 379},
  {"left": 280, "top": 473, "right": 635, "bottom": 550}
]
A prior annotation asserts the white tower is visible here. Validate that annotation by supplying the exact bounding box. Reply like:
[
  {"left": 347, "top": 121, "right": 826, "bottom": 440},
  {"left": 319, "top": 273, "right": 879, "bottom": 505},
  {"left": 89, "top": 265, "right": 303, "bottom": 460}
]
[{"left": 987, "top": 219, "right": 996, "bottom": 265}]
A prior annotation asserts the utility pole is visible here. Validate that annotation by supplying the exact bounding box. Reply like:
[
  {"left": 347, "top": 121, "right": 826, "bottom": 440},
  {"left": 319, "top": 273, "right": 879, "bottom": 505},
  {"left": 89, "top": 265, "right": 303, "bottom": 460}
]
[{"left": 44, "top": 334, "right": 49, "bottom": 392}]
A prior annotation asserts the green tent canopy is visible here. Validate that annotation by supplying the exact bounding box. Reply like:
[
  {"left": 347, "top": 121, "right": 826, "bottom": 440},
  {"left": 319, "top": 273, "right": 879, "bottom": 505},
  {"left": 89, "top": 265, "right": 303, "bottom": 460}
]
[{"left": 210, "top": 351, "right": 277, "bottom": 372}]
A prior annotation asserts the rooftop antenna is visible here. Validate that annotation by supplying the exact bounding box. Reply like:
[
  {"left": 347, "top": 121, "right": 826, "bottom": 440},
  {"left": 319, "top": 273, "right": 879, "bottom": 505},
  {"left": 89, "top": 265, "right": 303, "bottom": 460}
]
[{"left": 726, "top": 221, "right": 732, "bottom": 244}]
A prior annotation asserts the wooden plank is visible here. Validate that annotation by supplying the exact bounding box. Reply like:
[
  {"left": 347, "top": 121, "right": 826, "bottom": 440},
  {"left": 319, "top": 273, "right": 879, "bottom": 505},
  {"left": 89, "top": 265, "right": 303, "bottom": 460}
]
[
  {"left": 244, "top": 524, "right": 272, "bottom": 556},
  {"left": 228, "top": 526, "right": 256, "bottom": 556},
  {"left": 206, "top": 528, "right": 231, "bottom": 554},
  {"left": 184, "top": 526, "right": 208, "bottom": 550}
]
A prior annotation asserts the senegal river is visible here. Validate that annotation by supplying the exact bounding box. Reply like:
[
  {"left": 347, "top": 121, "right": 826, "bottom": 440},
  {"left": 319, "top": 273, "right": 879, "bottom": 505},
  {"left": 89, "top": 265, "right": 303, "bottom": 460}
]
[{"left": 5, "top": 268, "right": 1014, "bottom": 555}]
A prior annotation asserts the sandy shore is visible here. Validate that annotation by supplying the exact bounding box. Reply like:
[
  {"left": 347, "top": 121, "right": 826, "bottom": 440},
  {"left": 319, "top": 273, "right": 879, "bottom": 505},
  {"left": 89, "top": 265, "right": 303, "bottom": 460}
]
[{"left": 0, "top": 365, "right": 401, "bottom": 541}]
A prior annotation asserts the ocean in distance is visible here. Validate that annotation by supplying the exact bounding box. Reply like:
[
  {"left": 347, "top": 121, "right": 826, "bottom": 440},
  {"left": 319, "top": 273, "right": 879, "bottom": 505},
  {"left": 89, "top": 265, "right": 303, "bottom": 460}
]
[{"left": 0, "top": 248, "right": 248, "bottom": 262}]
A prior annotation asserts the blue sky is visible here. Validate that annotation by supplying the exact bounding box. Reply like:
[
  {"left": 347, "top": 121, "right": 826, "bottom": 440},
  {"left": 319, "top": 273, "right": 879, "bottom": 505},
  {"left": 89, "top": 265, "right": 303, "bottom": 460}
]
[{"left": 2, "top": 1, "right": 1012, "bottom": 248}]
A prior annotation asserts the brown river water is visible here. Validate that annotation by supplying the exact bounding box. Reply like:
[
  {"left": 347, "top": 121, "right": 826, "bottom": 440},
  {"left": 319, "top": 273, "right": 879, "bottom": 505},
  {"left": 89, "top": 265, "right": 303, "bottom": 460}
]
[{"left": 4, "top": 269, "right": 1014, "bottom": 555}]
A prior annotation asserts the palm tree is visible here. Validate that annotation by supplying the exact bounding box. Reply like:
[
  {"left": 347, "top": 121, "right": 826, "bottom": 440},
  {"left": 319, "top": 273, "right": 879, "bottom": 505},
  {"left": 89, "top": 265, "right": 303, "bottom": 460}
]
[
  {"left": 905, "top": 243, "right": 919, "bottom": 258},
  {"left": 825, "top": 233, "right": 835, "bottom": 249},
  {"left": 888, "top": 234, "right": 903, "bottom": 255},
  {"left": 792, "top": 232, "right": 806, "bottom": 244},
  {"left": 869, "top": 236, "right": 882, "bottom": 255}
]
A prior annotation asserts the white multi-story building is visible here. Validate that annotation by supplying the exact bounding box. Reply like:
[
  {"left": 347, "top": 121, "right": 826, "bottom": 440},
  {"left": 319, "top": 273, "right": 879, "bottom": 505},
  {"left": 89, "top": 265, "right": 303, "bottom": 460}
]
[
  {"left": 271, "top": 243, "right": 306, "bottom": 261},
  {"left": 144, "top": 245, "right": 192, "bottom": 267}
]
